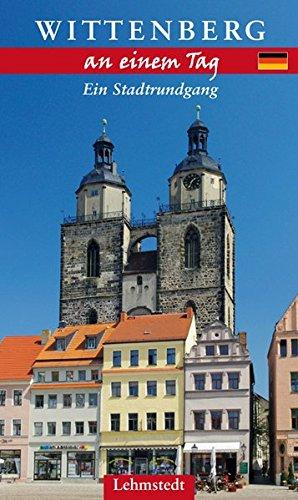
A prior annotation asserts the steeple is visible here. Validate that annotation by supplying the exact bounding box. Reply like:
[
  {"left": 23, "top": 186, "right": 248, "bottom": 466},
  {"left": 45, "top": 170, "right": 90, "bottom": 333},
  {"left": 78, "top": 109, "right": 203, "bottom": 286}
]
[
  {"left": 187, "top": 105, "right": 209, "bottom": 155},
  {"left": 93, "top": 118, "right": 114, "bottom": 168}
]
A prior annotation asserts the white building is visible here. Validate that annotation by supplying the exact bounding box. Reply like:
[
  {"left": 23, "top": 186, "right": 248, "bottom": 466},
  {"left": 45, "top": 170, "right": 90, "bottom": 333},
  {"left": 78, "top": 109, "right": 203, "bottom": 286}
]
[
  {"left": 27, "top": 324, "right": 110, "bottom": 481},
  {"left": 184, "top": 321, "right": 254, "bottom": 482}
]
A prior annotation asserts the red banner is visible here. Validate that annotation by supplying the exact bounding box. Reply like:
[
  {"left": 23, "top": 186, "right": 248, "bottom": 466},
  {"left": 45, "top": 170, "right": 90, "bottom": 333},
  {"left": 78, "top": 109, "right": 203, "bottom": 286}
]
[
  {"left": 103, "top": 475, "right": 195, "bottom": 500},
  {"left": 0, "top": 47, "right": 297, "bottom": 74}
]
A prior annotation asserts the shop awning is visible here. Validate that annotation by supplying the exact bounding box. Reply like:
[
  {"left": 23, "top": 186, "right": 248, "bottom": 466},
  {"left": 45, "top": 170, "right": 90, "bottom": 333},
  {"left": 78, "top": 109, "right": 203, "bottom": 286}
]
[{"left": 184, "top": 442, "right": 240, "bottom": 453}]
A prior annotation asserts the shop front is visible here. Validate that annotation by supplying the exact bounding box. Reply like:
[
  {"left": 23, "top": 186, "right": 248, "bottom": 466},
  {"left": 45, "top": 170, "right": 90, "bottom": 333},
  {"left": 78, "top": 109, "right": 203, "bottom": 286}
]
[
  {"left": 0, "top": 449, "right": 21, "bottom": 478},
  {"left": 34, "top": 452, "right": 62, "bottom": 480},
  {"left": 107, "top": 448, "right": 177, "bottom": 475},
  {"left": 184, "top": 442, "right": 241, "bottom": 479},
  {"left": 67, "top": 451, "right": 95, "bottom": 478}
]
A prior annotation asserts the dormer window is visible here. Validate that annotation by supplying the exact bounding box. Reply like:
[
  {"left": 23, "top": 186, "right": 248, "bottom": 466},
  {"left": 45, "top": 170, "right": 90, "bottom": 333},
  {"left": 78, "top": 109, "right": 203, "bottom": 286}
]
[
  {"left": 56, "top": 338, "right": 66, "bottom": 351},
  {"left": 86, "top": 337, "right": 96, "bottom": 350}
]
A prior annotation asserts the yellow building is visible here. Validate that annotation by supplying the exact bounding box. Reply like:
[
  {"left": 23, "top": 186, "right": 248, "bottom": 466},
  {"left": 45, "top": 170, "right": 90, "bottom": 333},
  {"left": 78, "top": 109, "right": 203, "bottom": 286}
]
[{"left": 100, "top": 309, "right": 196, "bottom": 476}]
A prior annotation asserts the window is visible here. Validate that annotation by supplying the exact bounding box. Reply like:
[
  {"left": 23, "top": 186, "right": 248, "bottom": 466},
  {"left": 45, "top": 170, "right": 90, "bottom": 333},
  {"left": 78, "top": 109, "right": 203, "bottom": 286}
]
[
  {"left": 52, "top": 371, "right": 59, "bottom": 382},
  {"left": 87, "top": 309, "right": 98, "bottom": 325},
  {"left": 185, "top": 227, "right": 200, "bottom": 269},
  {"left": 165, "top": 380, "right": 176, "bottom": 396},
  {"left": 66, "top": 370, "right": 74, "bottom": 382},
  {"left": 280, "top": 339, "right": 287, "bottom": 357},
  {"left": 56, "top": 338, "right": 66, "bottom": 351},
  {"left": 194, "top": 374, "right": 205, "bottom": 391},
  {"left": 86, "top": 337, "right": 96, "bottom": 349},
  {"left": 206, "top": 345, "right": 215, "bottom": 356},
  {"left": 165, "top": 412, "right": 175, "bottom": 430},
  {"left": 291, "top": 373, "right": 298, "bottom": 392},
  {"left": 226, "top": 235, "right": 231, "bottom": 279},
  {"left": 147, "top": 412, "right": 157, "bottom": 431},
  {"left": 48, "top": 394, "right": 57, "bottom": 409},
  {"left": 294, "top": 458, "right": 298, "bottom": 473},
  {"left": 219, "top": 345, "right": 229, "bottom": 356},
  {"left": 129, "top": 381, "right": 139, "bottom": 397},
  {"left": 89, "top": 393, "right": 98, "bottom": 407},
  {"left": 194, "top": 411, "right": 205, "bottom": 430},
  {"left": 87, "top": 240, "right": 100, "bottom": 277},
  {"left": 0, "top": 390, "right": 6, "bottom": 406},
  {"left": 0, "top": 420, "right": 4, "bottom": 436},
  {"left": 113, "top": 351, "right": 121, "bottom": 367},
  {"left": 292, "top": 409, "right": 298, "bottom": 430},
  {"left": 228, "top": 410, "right": 240, "bottom": 429},
  {"left": 76, "top": 394, "right": 85, "bottom": 408},
  {"left": 88, "top": 421, "right": 97, "bottom": 434},
  {"left": 148, "top": 349, "right": 157, "bottom": 366},
  {"left": 228, "top": 372, "right": 240, "bottom": 390},
  {"left": 166, "top": 348, "right": 176, "bottom": 365},
  {"left": 37, "top": 372, "right": 45, "bottom": 383},
  {"left": 63, "top": 394, "right": 72, "bottom": 408},
  {"left": 90, "top": 189, "right": 98, "bottom": 197},
  {"left": 91, "top": 370, "right": 99, "bottom": 381},
  {"left": 128, "top": 413, "right": 138, "bottom": 431},
  {"left": 62, "top": 421, "right": 71, "bottom": 435},
  {"left": 78, "top": 370, "right": 86, "bottom": 381},
  {"left": 137, "top": 275, "right": 143, "bottom": 286},
  {"left": 211, "top": 410, "right": 222, "bottom": 430},
  {"left": 13, "top": 390, "right": 22, "bottom": 406},
  {"left": 34, "top": 422, "right": 43, "bottom": 436},
  {"left": 211, "top": 373, "right": 222, "bottom": 390},
  {"left": 111, "top": 414, "right": 120, "bottom": 431},
  {"left": 47, "top": 422, "right": 56, "bottom": 436},
  {"left": 111, "top": 382, "right": 121, "bottom": 398},
  {"left": 75, "top": 422, "right": 84, "bottom": 435},
  {"left": 292, "top": 339, "right": 298, "bottom": 357},
  {"left": 12, "top": 420, "right": 21, "bottom": 436},
  {"left": 147, "top": 381, "right": 157, "bottom": 396},
  {"left": 130, "top": 350, "right": 139, "bottom": 366},
  {"left": 35, "top": 395, "right": 44, "bottom": 408}
]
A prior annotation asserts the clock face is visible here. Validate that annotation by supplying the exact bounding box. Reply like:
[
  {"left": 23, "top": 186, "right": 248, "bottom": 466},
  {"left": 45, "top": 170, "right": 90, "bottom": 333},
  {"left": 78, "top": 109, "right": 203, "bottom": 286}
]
[{"left": 183, "top": 173, "right": 201, "bottom": 191}]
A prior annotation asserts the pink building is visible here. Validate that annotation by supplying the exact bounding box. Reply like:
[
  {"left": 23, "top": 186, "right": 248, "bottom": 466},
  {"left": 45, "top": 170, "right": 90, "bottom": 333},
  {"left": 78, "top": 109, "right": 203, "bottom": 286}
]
[
  {"left": 268, "top": 296, "right": 298, "bottom": 484},
  {"left": 0, "top": 335, "right": 43, "bottom": 480}
]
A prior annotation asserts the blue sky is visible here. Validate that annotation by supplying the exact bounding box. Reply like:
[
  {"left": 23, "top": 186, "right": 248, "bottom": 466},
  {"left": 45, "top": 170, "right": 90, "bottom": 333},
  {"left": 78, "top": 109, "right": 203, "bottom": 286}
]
[{"left": 1, "top": 1, "right": 298, "bottom": 396}]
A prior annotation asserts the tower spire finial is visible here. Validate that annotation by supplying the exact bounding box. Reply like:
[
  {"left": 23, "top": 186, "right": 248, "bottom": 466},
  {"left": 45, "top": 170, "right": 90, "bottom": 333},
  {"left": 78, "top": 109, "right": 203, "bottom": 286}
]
[
  {"left": 196, "top": 104, "right": 201, "bottom": 120},
  {"left": 102, "top": 118, "right": 108, "bottom": 134}
]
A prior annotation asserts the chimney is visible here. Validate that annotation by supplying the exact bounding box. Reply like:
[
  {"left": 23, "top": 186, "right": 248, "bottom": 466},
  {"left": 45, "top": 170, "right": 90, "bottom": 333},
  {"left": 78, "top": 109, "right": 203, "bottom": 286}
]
[
  {"left": 186, "top": 307, "right": 193, "bottom": 319},
  {"left": 238, "top": 331, "right": 247, "bottom": 347},
  {"left": 41, "top": 329, "right": 51, "bottom": 345},
  {"left": 120, "top": 312, "right": 127, "bottom": 322}
]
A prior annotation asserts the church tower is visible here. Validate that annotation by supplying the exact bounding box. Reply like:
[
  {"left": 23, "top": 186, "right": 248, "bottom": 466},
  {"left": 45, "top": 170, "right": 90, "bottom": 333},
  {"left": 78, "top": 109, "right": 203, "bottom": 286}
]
[
  {"left": 59, "top": 120, "right": 131, "bottom": 325},
  {"left": 157, "top": 106, "right": 235, "bottom": 330}
]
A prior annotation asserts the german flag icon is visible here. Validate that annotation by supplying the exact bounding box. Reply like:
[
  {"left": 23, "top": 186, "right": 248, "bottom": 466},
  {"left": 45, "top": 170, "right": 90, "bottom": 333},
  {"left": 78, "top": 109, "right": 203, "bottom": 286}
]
[{"left": 258, "top": 52, "right": 288, "bottom": 71}]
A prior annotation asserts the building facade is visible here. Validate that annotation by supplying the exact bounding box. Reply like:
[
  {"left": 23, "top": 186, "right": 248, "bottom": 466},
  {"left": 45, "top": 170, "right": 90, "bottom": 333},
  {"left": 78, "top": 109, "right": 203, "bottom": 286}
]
[
  {"left": 252, "top": 393, "right": 269, "bottom": 475},
  {"left": 28, "top": 324, "right": 111, "bottom": 481},
  {"left": 100, "top": 310, "right": 196, "bottom": 477},
  {"left": 268, "top": 296, "right": 298, "bottom": 484},
  {"left": 184, "top": 321, "right": 253, "bottom": 482},
  {"left": 0, "top": 335, "right": 43, "bottom": 480},
  {"left": 60, "top": 113, "right": 235, "bottom": 332}
]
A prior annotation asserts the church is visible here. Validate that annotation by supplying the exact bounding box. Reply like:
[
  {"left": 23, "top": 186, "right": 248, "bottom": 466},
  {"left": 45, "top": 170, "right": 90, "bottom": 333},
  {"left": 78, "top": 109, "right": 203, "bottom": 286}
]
[{"left": 60, "top": 109, "right": 235, "bottom": 332}]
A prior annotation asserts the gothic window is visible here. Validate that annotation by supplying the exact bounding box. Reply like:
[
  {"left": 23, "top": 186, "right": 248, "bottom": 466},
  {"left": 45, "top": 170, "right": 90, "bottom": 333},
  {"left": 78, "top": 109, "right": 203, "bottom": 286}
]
[
  {"left": 184, "top": 227, "right": 200, "bottom": 269},
  {"left": 226, "top": 235, "right": 231, "bottom": 279},
  {"left": 87, "top": 240, "right": 100, "bottom": 277},
  {"left": 87, "top": 309, "right": 98, "bottom": 325}
]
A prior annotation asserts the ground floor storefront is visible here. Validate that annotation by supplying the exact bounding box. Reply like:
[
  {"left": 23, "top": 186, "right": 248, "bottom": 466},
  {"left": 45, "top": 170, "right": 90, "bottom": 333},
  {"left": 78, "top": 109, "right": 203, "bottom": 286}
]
[
  {"left": 102, "top": 447, "right": 180, "bottom": 475},
  {"left": 184, "top": 441, "right": 249, "bottom": 481},
  {"left": 0, "top": 442, "right": 28, "bottom": 480},
  {"left": 29, "top": 444, "right": 97, "bottom": 480}
]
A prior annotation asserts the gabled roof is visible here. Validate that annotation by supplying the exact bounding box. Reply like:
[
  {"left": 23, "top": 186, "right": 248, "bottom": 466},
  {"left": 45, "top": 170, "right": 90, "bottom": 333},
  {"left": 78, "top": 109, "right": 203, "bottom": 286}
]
[
  {"left": 0, "top": 335, "right": 43, "bottom": 381},
  {"left": 104, "top": 310, "right": 193, "bottom": 345},
  {"left": 34, "top": 323, "right": 114, "bottom": 363}
]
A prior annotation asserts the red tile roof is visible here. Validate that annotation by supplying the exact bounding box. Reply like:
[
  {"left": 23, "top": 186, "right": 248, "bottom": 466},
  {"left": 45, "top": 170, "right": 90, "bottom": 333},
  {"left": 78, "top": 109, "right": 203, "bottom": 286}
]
[
  {"left": 104, "top": 310, "right": 193, "bottom": 344},
  {"left": 0, "top": 335, "right": 43, "bottom": 381}
]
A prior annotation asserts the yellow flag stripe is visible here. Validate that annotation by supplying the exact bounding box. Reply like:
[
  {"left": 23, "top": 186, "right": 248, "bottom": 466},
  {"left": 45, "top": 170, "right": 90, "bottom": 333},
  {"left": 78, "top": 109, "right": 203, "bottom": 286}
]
[{"left": 258, "top": 63, "right": 288, "bottom": 70}]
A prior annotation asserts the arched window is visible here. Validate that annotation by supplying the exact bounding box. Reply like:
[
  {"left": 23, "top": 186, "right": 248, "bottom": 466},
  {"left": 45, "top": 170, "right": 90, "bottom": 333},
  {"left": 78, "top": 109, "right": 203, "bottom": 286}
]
[
  {"left": 87, "top": 309, "right": 98, "bottom": 325},
  {"left": 226, "top": 235, "right": 231, "bottom": 280},
  {"left": 185, "top": 227, "right": 200, "bottom": 269},
  {"left": 87, "top": 240, "right": 100, "bottom": 277}
]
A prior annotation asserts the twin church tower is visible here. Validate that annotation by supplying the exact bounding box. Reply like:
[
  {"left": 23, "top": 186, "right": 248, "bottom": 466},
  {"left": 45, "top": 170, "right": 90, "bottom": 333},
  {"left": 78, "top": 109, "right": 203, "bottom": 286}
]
[{"left": 59, "top": 110, "right": 235, "bottom": 332}]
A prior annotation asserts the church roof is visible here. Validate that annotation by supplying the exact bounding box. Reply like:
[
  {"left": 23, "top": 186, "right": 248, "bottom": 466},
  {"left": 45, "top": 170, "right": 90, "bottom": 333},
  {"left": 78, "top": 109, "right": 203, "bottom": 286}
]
[
  {"left": 77, "top": 166, "right": 127, "bottom": 192},
  {"left": 174, "top": 152, "right": 220, "bottom": 175},
  {"left": 124, "top": 251, "right": 157, "bottom": 273}
]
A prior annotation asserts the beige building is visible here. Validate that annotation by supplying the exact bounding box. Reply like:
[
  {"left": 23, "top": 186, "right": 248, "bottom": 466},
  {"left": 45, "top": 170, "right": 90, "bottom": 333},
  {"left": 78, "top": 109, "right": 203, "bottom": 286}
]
[{"left": 268, "top": 296, "right": 298, "bottom": 484}]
